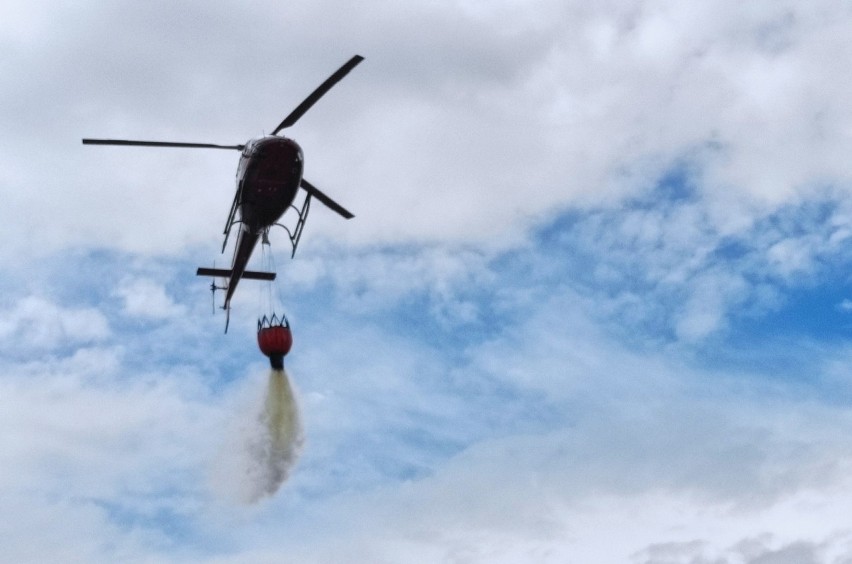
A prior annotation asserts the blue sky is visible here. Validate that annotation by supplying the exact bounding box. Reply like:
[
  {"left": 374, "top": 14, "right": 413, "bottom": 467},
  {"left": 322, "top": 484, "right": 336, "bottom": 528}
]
[{"left": 3, "top": 1, "right": 852, "bottom": 562}]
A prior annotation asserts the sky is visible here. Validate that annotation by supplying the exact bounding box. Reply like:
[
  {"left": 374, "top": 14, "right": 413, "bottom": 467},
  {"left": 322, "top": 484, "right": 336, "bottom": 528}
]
[{"left": 2, "top": 0, "right": 852, "bottom": 562}]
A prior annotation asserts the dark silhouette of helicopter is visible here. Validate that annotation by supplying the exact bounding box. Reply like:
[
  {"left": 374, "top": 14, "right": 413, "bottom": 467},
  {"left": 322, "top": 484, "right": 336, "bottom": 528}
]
[{"left": 83, "top": 55, "right": 363, "bottom": 330}]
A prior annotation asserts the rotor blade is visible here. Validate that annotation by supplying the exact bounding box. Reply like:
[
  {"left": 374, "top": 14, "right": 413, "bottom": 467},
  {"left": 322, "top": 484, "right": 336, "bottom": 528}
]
[
  {"left": 82, "top": 139, "right": 244, "bottom": 150},
  {"left": 300, "top": 178, "right": 354, "bottom": 219},
  {"left": 271, "top": 55, "right": 364, "bottom": 134}
]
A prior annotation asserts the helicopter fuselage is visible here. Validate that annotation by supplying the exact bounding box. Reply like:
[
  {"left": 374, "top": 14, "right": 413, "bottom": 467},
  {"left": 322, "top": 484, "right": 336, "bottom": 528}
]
[
  {"left": 224, "top": 136, "right": 305, "bottom": 307},
  {"left": 237, "top": 136, "right": 304, "bottom": 231}
]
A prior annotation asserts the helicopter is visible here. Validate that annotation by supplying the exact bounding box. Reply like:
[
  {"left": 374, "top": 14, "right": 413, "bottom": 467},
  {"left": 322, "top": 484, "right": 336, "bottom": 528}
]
[{"left": 83, "top": 55, "right": 363, "bottom": 330}]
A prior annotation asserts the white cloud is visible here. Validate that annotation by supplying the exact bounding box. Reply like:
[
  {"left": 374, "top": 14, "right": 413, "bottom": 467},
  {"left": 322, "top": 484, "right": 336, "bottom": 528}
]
[
  {"left": 2, "top": 259, "right": 852, "bottom": 562},
  {"left": 633, "top": 535, "right": 849, "bottom": 564},
  {"left": 2, "top": 0, "right": 852, "bottom": 261},
  {"left": 766, "top": 235, "right": 822, "bottom": 278},
  {"left": 0, "top": 296, "right": 110, "bottom": 352},
  {"left": 113, "top": 277, "right": 186, "bottom": 320},
  {"left": 674, "top": 270, "right": 748, "bottom": 341},
  {"left": 3, "top": 1, "right": 852, "bottom": 562},
  {"left": 0, "top": 347, "right": 230, "bottom": 561},
  {"left": 280, "top": 244, "right": 495, "bottom": 325},
  {"left": 192, "top": 290, "right": 852, "bottom": 562}
]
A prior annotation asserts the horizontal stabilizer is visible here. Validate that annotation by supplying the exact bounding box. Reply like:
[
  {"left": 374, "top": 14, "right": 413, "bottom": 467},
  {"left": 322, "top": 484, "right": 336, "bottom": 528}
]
[
  {"left": 243, "top": 271, "right": 277, "bottom": 281},
  {"left": 196, "top": 267, "right": 276, "bottom": 281}
]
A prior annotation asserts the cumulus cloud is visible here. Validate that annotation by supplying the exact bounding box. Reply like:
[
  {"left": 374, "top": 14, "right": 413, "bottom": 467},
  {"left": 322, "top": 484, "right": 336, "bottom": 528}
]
[
  {"left": 3, "top": 247, "right": 852, "bottom": 562},
  {"left": 633, "top": 535, "right": 852, "bottom": 564},
  {"left": 3, "top": 1, "right": 852, "bottom": 562},
  {"left": 0, "top": 296, "right": 110, "bottom": 353},
  {"left": 2, "top": 0, "right": 851, "bottom": 259},
  {"left": 0, "top": 346, "right": 228, "bottom": 562},
  {"left": 113, "top": 277, "right": 186, "bottom": 320},
  {"left": 186, "top": 286, "right": 852, "bottom": 562}
]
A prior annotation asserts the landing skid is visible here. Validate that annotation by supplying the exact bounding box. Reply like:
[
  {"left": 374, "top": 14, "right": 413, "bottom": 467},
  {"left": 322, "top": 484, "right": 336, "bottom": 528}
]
[{"left": 276, "top": 190, "right": 313, "bottom": 258}]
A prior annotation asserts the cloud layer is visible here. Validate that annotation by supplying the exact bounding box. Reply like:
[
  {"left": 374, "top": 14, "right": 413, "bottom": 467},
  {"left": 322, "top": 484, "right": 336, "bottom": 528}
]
[{"left": 2, "top": 0, "right": 852, "bottom": 562}]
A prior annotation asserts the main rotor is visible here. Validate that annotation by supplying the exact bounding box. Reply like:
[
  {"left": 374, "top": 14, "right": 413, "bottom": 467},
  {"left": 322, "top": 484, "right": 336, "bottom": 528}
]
[{"left": 82, "top": 55, "right": 364, "bottom": 151}]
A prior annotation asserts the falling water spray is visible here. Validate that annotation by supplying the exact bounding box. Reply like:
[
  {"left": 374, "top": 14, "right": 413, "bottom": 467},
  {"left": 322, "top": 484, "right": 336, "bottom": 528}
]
[
  {"left": 254, "top": 367, "right": 304, "bottom": 499},
  {"left": 213, "top": 366, "right": 304, "bottom": 505}
]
